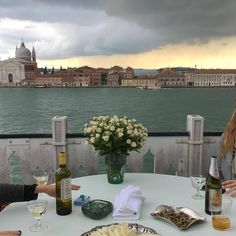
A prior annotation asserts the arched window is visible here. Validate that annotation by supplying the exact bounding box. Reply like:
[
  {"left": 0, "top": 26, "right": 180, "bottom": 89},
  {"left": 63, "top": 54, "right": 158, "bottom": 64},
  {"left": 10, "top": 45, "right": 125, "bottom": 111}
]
[{"left": 8, "top": 73, "right": 13, "bottom": 83}]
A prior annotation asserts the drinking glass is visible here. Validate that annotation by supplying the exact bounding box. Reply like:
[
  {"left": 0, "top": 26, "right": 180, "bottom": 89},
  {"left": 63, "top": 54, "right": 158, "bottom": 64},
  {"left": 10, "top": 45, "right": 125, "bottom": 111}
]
[
  {"left": 26, "top": 199, "right": 48, "bottom": 232},
  {"left": 211, "top": 196, "right": 232, "bottom": 231},
  {"left": 190, "top": 175, "right": 205, "bottom": 199},
  {"left": 33, "top": 169, "right": 49, "bottom": 185}
]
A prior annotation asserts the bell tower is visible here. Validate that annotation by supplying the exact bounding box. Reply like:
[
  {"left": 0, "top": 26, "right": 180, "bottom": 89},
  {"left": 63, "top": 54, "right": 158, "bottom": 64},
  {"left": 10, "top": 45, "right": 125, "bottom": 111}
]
[{"left": 32, "top": 46, "right": 36, "bottom": 62}]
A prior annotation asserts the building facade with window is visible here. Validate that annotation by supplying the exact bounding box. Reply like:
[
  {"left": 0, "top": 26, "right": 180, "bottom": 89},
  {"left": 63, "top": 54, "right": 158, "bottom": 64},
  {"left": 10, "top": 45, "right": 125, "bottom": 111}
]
[
  {"left": 122, "top": 76, "right": 159, "bottom": 87},
  {"left": 158, "top": 68, "right": 186, "bottom": 87},
  {"left": 185, "top": 69, "right": 236, "bottom": 87},
  {"left": 0, "top": 40, "right": 37, "bottom": 86}
]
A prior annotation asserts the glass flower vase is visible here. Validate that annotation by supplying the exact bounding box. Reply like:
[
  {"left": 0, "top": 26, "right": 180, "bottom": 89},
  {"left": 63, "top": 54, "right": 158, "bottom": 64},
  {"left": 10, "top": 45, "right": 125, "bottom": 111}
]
[{"left": 105, "top": 153, "right": 127, "bottom": 184}]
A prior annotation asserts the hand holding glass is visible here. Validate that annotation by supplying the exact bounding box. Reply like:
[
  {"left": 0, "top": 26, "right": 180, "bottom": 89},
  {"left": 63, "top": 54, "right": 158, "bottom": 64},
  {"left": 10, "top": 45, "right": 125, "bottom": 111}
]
[
  {"left": 33, "top": 170, "right": 49, "bottom": 185},
  {"left": 27, "top": 199, "right": 48, "bottom": 232},
  {"left": 190, "top": 176, "right": 205, "bottom": 199}
]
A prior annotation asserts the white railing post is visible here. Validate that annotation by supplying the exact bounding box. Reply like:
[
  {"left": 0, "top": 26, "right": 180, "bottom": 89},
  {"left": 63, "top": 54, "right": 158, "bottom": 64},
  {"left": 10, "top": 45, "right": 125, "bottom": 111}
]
[
  {"left": 186, "top": 115, "right": 204, "bottom": 176},
  {"left": 52, "top": 116, "right": 67, "bottom": 180}
]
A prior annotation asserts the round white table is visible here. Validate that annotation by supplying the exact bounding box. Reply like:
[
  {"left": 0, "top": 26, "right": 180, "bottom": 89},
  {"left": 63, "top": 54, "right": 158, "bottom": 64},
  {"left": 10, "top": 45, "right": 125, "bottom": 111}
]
[{"left": 0, "top": 173, "right": 235, "bottom": 236}]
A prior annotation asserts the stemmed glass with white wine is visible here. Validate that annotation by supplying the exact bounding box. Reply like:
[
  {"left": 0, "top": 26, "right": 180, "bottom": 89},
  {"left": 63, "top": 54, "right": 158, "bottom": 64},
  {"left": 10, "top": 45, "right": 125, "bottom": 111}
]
[
  {"left": 33, "top": 168, "right": 49, "bottom": 186},
  {"left": 190, "top": 175, "right": 206, "bottom": 200},
  {"left": 26, "top": 199, "right": 48, "bottom": 232},
  {"left": 33, "top": 168, "right": 49, "bottom": 199}
]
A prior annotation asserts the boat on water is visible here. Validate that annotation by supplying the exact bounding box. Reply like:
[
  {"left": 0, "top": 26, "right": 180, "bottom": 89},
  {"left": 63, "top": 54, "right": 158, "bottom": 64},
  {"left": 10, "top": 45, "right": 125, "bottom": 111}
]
[{"left": 137, "top": 86, "right": 161, "bottom": 90}]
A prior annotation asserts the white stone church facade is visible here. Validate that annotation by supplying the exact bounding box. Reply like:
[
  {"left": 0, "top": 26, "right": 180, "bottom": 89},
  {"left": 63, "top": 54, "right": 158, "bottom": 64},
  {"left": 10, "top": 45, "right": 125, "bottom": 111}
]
[{"left": 0, "top": 40, "right": 37, "bottom": 86}]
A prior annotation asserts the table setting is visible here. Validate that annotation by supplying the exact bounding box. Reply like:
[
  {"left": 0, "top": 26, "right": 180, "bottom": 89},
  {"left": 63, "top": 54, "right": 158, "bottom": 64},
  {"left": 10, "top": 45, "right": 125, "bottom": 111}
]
[{"left": 0, "top": 173, "right": 235, "bottom": 236}]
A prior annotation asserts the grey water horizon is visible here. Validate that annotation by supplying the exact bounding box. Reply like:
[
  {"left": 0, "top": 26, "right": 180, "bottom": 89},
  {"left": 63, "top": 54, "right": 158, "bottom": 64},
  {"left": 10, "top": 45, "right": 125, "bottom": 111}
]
[{"left": 0, "top": 87, "right": 235, "bottom": 134}]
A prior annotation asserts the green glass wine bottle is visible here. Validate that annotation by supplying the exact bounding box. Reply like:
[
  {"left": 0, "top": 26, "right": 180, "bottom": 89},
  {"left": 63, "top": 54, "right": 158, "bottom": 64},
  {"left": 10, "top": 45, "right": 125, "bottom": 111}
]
[
  {"left": 55, "top": 151, "right": 72, "bottom": 215},
  {"left": 205, "top": 156, "right": 222, "bottom": 215}
]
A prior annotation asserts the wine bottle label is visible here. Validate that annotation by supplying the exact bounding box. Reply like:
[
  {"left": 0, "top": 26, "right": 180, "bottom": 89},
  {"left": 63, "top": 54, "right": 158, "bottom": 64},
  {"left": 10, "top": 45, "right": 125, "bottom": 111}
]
[
  {"left": 209, "top": 189, "right": 222, "bottom": 212},
  {"left": 60, "top": 178, "right": 71, "bottom": 201}
]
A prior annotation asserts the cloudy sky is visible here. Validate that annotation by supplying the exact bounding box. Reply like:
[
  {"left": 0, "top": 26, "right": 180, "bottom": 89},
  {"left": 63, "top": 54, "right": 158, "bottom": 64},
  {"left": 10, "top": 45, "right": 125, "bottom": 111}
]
[{"left": 1, "top": 0, "right": 236, "bottom": 69}]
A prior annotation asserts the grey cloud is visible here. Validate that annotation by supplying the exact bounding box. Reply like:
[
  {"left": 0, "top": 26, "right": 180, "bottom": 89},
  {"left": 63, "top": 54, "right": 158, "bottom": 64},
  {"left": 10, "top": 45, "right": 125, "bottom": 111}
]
[
  {"left": 32, "top": 0, "right": 103, "bottom": 9},
  {"left": 0, "top": 0, "right": 236, "bottom": 59},
  {"left": 103, "top": 0, "right": 236, "bottom": 43}
]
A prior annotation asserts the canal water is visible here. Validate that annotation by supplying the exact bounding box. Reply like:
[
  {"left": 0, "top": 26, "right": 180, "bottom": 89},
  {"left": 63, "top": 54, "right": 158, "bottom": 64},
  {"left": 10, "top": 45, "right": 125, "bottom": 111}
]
[{"left": 0, "top": 87, "right": 235, "bottom": 134}]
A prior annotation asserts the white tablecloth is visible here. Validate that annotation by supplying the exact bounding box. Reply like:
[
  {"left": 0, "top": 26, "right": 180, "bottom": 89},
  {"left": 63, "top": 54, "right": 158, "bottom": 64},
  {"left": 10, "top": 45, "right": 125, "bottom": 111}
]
[{"left": 0, "top": 173, "right": 235, "bottom": 236}]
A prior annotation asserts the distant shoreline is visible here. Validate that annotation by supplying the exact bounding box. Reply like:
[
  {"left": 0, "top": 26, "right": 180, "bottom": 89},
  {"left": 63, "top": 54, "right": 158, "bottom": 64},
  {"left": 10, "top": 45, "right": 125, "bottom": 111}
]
[{"left": 0, "top": 85, "right": 235, "bottom": 89}]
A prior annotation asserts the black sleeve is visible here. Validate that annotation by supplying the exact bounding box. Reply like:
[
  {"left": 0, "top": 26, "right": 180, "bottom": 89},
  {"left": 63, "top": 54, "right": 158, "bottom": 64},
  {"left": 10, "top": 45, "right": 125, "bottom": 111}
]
[
  {"left": 0, "top": 183, "right": 38, "bottom": 203},
  {"left": 24, "top": 184, "right": 38, "bottom": 201}
]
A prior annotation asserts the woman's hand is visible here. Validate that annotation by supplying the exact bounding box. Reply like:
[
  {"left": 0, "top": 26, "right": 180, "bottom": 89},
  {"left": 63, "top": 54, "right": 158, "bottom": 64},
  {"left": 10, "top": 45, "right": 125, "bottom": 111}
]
[
  {"left": 0, "top": 231, "right": 21, "bottom": 236},
  {"left": 222, "top": 180, "right": 236, "bottom": 197},
  {"left": 35, "top": 184, "right": 80, "bottom": 197}
]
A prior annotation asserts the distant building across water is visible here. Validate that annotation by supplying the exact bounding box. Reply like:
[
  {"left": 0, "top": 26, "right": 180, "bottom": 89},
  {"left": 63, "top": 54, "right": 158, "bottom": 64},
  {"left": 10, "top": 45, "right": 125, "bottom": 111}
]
[
  {"left": 0, "top": 40, "right": 37, "bottom": 86},
  {"left": 0, "top": 40, "right": 236, "bottom": 88}
]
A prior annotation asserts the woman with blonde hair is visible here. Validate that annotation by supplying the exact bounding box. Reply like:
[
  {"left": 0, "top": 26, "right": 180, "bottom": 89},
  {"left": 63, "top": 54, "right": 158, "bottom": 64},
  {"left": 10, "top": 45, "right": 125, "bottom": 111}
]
[
  {"left": 219, "top": 106, "right": 236, "bottom": 196},
  {"left": 220, "top": 106, "right": 236, "bottom": 160}
]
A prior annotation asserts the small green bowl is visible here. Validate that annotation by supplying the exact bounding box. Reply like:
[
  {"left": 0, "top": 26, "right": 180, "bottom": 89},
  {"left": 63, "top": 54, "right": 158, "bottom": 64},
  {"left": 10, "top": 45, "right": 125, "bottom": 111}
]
[{"left": 81, "top": 199, "right": 113, "bottom": 220}]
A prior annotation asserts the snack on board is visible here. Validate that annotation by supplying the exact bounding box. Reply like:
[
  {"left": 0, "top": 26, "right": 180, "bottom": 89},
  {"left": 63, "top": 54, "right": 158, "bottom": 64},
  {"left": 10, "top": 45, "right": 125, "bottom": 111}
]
[
  {"left": 88, "top": 223, "right": 156, "bottom": 236},
  {"left": 153, "top": 207, "right": 194, "bottom": 229},
  {"left": 151, "top": 204, "right": 206, "bottom": 230},
  {"left": 89, "top": 223, "right": 135, "bottom": 236}
]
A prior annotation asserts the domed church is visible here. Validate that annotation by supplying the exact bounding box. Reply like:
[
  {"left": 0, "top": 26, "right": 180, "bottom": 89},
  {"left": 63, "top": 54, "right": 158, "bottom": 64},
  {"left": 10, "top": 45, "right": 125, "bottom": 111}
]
[{"left": 0, "top": 40, "right": 38, "bottom": 86}]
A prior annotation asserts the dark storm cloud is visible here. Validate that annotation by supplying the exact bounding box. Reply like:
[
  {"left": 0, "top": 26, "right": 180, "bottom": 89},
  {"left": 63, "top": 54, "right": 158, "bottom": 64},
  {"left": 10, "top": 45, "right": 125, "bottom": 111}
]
[
  {"left": 0, "top": 0, "right": 236, "bottom": 59},
  {"left": 103, "top": 0, "right": 236, "bottom": 43}
]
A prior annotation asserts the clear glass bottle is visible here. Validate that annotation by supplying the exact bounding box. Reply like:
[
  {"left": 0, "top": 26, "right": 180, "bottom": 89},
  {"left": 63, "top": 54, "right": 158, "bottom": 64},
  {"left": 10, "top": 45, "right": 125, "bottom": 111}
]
[
  {"left": 205, "top": 156, "right": 222, "bottom": 215},
  {"left": 55, "top": 151, "right": 72, "bottom": 215}
]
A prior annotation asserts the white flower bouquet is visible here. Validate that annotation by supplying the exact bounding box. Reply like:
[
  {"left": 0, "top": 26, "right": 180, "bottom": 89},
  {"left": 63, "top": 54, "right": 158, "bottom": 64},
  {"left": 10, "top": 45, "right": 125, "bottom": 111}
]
[{"left": 84, "top": 115, "right": 148, "bottom": 156}]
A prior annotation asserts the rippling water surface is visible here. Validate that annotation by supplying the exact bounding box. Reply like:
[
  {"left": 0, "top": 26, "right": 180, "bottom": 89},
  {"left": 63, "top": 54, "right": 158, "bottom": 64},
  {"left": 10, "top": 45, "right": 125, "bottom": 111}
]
[{"left": 0, "top": 87, "right": 235, "bottom": 134}]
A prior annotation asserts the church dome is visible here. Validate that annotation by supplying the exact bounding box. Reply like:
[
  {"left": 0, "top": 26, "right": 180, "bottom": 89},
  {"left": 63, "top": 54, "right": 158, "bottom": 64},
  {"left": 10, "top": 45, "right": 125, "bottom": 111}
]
[{"left": 15, "top": 41, "right": 31, "bottom": 61}]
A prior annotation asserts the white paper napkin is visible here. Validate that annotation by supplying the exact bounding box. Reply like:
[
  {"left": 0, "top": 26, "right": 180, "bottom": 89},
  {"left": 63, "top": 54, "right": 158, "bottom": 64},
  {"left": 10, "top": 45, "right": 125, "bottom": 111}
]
[{"left": 112, "top": 185, "right": 145, "bottom": 220}]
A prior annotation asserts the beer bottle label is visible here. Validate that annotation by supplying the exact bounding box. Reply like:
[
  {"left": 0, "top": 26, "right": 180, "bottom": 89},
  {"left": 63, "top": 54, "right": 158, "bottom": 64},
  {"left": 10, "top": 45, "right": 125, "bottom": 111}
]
[{"left": 209, "top": 189, "right": 222, "bottom": 212}]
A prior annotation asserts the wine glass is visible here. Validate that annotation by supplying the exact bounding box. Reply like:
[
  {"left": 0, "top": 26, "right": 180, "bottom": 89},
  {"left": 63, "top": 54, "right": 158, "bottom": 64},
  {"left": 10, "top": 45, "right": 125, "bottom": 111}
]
[
  {"left": 26, "top": 199, "right": 48, "bottom": 232},
  {"left": 33, "top": 169, "right": 49, "bottom": 185},
  {"left": 190, "top": 175, "right": 206, "bottom": 200}
]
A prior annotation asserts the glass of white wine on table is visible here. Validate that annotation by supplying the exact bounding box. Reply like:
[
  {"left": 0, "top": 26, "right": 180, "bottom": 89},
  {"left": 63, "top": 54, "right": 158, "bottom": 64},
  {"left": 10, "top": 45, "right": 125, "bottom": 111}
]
[{"left": 26, "top": 199, "right": 48, "bottom": 232}]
